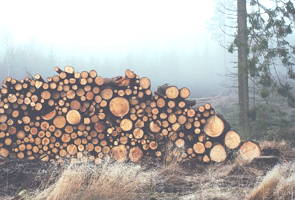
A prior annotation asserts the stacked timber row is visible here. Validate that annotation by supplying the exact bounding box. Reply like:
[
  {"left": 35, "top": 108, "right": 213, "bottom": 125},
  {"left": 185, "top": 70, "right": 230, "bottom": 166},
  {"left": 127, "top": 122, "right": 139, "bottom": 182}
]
[{"left": 0, "top": 66, "right": 261, "bottom": 164}]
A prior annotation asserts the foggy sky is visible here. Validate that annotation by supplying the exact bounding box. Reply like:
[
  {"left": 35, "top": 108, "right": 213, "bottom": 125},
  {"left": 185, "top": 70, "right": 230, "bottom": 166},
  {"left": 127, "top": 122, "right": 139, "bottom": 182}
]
[{"left": 0, "top": 0, "right": 235, "bottom": 97}]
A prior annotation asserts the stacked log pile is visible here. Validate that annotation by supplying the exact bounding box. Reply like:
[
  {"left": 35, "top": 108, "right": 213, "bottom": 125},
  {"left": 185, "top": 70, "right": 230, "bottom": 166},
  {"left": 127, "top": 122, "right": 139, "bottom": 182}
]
[{"left": 0, "top": 66, "right": 260, "bottom": 164}]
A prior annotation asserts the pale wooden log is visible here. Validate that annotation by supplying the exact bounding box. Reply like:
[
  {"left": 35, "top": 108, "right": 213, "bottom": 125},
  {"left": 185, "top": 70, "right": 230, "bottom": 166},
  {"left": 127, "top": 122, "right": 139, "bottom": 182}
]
[
  {"left": 193, "top": 142, "right": 205, "bottom": 154},
  {"left": 66, "top": 110, "right": 81, "bottom": 125},
  {"left": 109, "top": 97, "right": 130, "bottom": 118},
  {"left": 0, "top": 148, "right": 9, "bottom": 158},
  {"left": 179, "top": 87, "right": 190, "bottom": 99},
  {"left": 139, "top": 77, "right": 151, "bottom": 89},
  {"left": 238, "top": 141, "right": 261, "bottom": 162},
  {"left": 120, "top": 119, "right": 133, "bottom": 131},
  {"left": 149, "top": 121, "right": 161, "bottom": 133},
  {"left": 165, "top": 86, "right": 179, "bottom": 99},
  {"left": 224, "top": 130, "right": 241, "bottom": 150},
  {"left": 101, "top": 88, "right": 113, "bottom": 100},
  {"left": 125, "top": 69, "right": 136, "bottom": 79},
  {"left": 204, "top": 115, "right": 225, "bottom": 138},
  {"left": 129, "top": 147, "right": 143, "bottom": 162},
  {"left": 53, "top": 116, "right": 67, "bottom": 129},
  {"left": 210, "top": 144, "right": 227, "bottom": 162},
  {"left": 67, "top": 144, "right": 78, "bottom": 155},
  {"left": 112, "top": 145, "right": 127, "bottom": 162},
  {"left": 175, "top": 138, "right": 185, "bottom": 148}
]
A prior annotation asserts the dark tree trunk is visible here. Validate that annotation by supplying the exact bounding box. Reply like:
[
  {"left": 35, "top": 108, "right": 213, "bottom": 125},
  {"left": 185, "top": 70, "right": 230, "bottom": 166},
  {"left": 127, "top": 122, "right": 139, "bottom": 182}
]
[{"left": 237, "top": 0, "right": 249, "bottom": 136}]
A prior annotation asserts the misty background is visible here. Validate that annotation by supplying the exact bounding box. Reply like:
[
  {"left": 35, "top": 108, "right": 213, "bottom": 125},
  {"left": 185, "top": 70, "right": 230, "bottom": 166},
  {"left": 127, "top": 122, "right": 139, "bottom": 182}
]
[{"left": 0, "top": 0, "right": 234, "bottom": 97}]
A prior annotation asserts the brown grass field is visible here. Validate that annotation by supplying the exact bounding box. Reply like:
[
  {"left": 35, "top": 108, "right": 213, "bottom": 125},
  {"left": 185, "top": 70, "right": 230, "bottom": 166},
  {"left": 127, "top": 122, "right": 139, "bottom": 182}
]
[{"left": 0, "top": 140, "right": 294, "bottom": 200}]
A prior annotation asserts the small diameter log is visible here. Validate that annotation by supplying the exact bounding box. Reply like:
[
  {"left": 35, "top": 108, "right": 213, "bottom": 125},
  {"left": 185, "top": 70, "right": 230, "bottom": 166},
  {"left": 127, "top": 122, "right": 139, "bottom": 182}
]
[
  {"left": 53, "top": 116, "right": 67, "bottom": 129},
  {"left": 125, "top": 69, "right": 136, "bottom": 79},
  {"left": 112, "top": 145, "right": 127, "bottom": 162},
  {"left": 165, "top": 86, "right": 179, "bottom": 99},
  {"left": 129, "top": 147, "right": 143, "bottom": 162},
  {"left": 0, "top": 148, "right": 9, "bottom": 158},
  {"left": 64, "top": 66, "right": 74, "bottom": 74},
  {"left": 42, "top": 110, "right": 57, "bottom": 121},
  {"left": 67, "top": 144, "right": 78, "bottom": 156},
  {"left": 149, "top": 121, "right": 161, "bottom": 133},
  {"left": 101, "top": 88, "right": 113, "bottom": 100},
  {"left": 175, "top": 138, "right": 185, "bottom": 148},
  {"left": 133, "top": 128, "right": 144, "bottom": 139},
  {"left": 204, "top": 115, "right": 225, "bottom": 138},
  {"left": 238, "top": 141, "right": 261, "bottom": 162},
  {"left": 139, "top": 77, "right": 151, "bottom": 89},
  {"left": 120, "top": 119, "right": 133, "bottom": 131},
  {"left": 109, "top": 97, "right": 130, "bottom": 118},
  {"left": 66, "top": 110, "right": 81, "bottom": 125},
  {"left": 193, "top": 142, "right": 205, "bottom": 154},
  {"left": 224, "top": 130, "right": 241, "bottom": 150},
  {"left": 210, "top": 144, "right": 227, "bottom": 163}
]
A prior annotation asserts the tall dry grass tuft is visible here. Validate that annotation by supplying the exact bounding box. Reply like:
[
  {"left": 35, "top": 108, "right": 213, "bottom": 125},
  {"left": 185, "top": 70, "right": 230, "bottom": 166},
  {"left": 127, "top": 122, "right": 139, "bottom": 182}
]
[
  {"left": 247, "top": 162, "right": 295, "bottom": 200},
  {"left": 31, "top": 160, "right": 157, "bottom": 200}
]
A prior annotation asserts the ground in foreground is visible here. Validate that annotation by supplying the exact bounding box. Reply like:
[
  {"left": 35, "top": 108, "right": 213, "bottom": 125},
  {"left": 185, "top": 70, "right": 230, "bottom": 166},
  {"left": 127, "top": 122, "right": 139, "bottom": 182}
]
[{"left": 0, "top": 140, "right": 294, "bottom": 200}]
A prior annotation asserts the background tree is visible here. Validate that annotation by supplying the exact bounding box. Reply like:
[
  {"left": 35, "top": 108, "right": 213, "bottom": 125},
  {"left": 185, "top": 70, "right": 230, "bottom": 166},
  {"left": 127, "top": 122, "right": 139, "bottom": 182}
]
[
  {"left": 237, "top": 0, "right": 250, "bottom": 136},
  {"left": 227, "top": 0, "right": 295, "bottom": 136}
]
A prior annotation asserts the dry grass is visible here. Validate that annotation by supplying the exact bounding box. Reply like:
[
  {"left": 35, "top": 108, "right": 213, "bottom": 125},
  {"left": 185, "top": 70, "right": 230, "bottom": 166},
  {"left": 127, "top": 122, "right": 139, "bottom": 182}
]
[
  {"left": 29, "top": 160, "right": 158, "bottom": 200},
  {"left": 2, "top": 140, "right": 295, "bottom": 200},
  {"left": 247, "top": 162, "right": 295, "bottom": 200}
]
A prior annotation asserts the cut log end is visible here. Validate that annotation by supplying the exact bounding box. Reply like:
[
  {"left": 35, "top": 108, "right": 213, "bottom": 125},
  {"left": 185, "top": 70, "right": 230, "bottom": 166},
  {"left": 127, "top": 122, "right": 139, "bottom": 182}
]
[
  {"left": 193, "top": 142, "right": 205, "bottom": 154},
  {"left": 175, "top": 138, "right": 185, "bottom": 148},
  {"left": 0, "top": 148, "right": 9, "bottom": 158},
  {"left": 42, "top": 110, "right": 57, "bottom": 121},
  {"left": 204, "top": 115, "right": 225, "bottom": 138},
  {"left": 112, "top": 145, "right": 127, "bottom": 162},
  {"left": 129, "top": 147, "right": 143, "bottom": 162},
  {"left": 66, "top": 110, "right": 81, "bottom": 125},
  {"left": 224, "top": 130, "right": 241, "bottom": 150},
  {"left": 179, "top": 87, "right": 190, "bottom": 99},
  {"left": 109, "top": 97, "right": 130, "bottom": 118},
  {"left": 53, "top": 116, "right": 66, "bottom": 129},
  {"left": 120, "top": 119, "right": 133, "bottom": 131},
  {"left": 165, "top": 86, "right": 179, "bottom": 99},
  {"left": 238, "top": 141, "right": 261, "bottom": 162},
  {"left": 210, "top": 144, "right": 227, "bottom": 163},
  {"left": 139, "top": 77, "right": 151, "bottom": 89}
]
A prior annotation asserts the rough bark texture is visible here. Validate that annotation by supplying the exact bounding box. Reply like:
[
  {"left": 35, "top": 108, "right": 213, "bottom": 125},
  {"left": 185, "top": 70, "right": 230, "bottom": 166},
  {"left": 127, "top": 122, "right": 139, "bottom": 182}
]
[{"left": 237, "top": 0, "right": 250, "bottom": 136}]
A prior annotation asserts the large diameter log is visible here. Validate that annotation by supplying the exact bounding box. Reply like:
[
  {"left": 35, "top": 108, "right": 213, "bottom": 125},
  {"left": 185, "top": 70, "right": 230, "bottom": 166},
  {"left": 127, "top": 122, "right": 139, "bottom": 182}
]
[
  {"left": 165, "top": 86, "right": 179, "bottom": 99},
  {"left": 109, "top": 97, "right": 130, "bottom": 118},
  {"left": 129, "top": 147, "right": 143, "bottom": 162},
  {"left": 210, "top": 144, "right": 227, "bottom": 163},
  {"left": 66, "top": 110, "right": 81, "bottom": 125},
  {"left": 204, "top": 115, "right": 225, "bottom": 138},
  {"left": 224, "top": 130, "right": 241, "bottom": 150},
  {"left": 111, "top": 145, "right": 127, "bottom": 162},
  {"left": 238, "top": 141, "right": 261, "bottom": 162}
]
